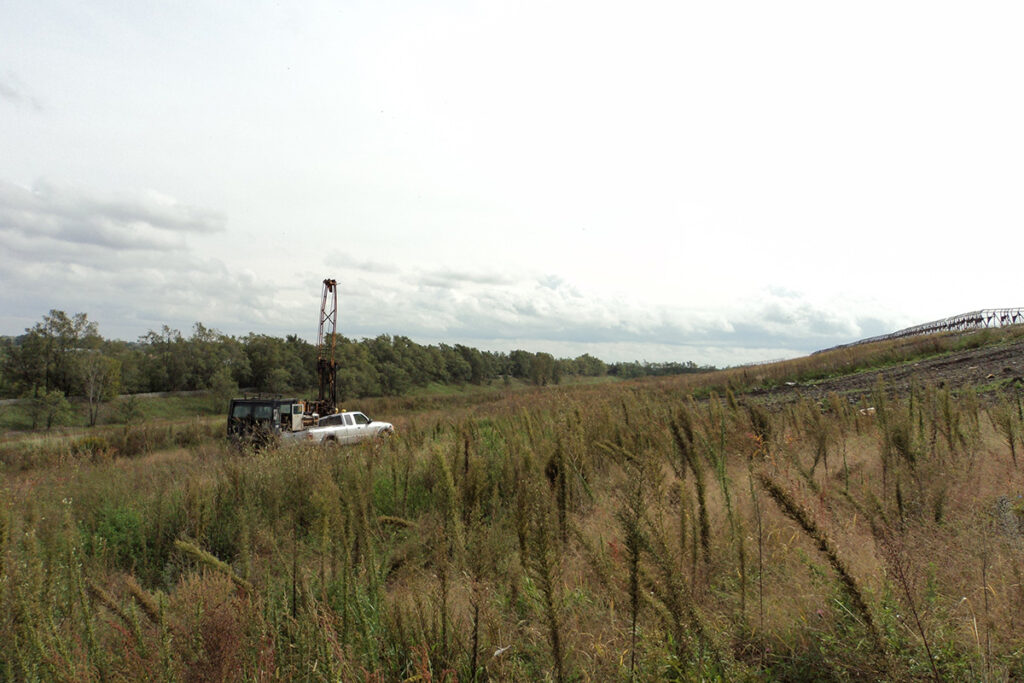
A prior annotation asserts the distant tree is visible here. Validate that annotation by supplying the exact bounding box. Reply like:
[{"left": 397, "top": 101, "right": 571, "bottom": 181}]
[
  {"left": 456, "top": 344, "right": 486, "bottom": 385},
  {"left": 440, "top": 344, "right": 472, "bottom": 386},
  {"left": 378, "top": 361, "right": 412, "bottom": 396},
  {"left": 530, "top": 352, "right": 556, "bottom": 386},
  {"left": 1, "top": 332, "right": 47, "bottom": 396},
  {"left": 120, "top": 394, "right": 145, "bottom": 425},
  {"left": 244, "top": 334, "right": 285, "bottom": 392},
  {"left": 5, "top": 311, "right": 101, "bottom": 397},
  {"left": 392, "top": 335, "right": 431, "bottom": 387},
  {"left": 79, "top": 352, "right": 121, "bottom": 426},
  {"left": 574, "top": 353, "right": 607, "bottom": 377},
  {"left": 140, "top": 326, "right": 187, "bottom": 391},
  {"left": 104, "top": 340, "right": 147, "bottom": 394},
  {"left": 510, "top": 350, "right": 533, "bottom": 379},
  {"left": 23, "top": 388, "right": 73, "bottom": 430},
  {"left": 284, "top": 334, "right": 316, "bottom": 391},
  {"left": 610, "top": 361, "right": 645, "bottom": 379},
  {"left": 5, "top": 309, "right": 629, "bottom": 403},
  {"left": 266, "top": 367, "right": 292, "bottom": 395},
  {"left": 0, "top": 338, "right": 11, "bottom": 396},
  {"left": 38, "top": 310, "right": 101, "bottom": 395},
  {"left": 184, "top": 322, "right": 251, "bottom": 390},
  {"left": 424, "top": 346, "right": 449, "bottom": 383},
  {"left": 337, "top": 339, "right": 381, "bottom": 399},
  {"left": 208, "top": 366, "right": 239, "bottom": 412},
  {"left": 485, "top": 350, "right": 511, "bottom": 379}
]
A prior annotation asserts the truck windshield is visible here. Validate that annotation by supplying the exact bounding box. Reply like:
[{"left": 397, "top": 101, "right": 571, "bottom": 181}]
[{"left": 232, "top": 404, "right": 273, "bottom": 420}]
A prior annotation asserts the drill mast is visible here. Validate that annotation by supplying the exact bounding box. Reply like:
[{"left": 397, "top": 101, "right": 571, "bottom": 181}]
[{"left": 314, "top": 278, "right": 338, "bottom": 414}]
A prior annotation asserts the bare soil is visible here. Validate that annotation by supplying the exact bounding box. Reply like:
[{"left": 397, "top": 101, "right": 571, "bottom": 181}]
[{"left": 755, "top": 338, "right": 1024, "bottom": 404}]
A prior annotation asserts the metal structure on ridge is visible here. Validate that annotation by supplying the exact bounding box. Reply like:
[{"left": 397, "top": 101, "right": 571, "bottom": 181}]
[{"left": 817, "top": 307, "right": 1024, "bottom": 355}]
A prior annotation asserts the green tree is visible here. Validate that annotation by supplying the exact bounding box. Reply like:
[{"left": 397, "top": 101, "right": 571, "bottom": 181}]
[
  {"left": 510, "top": 349, "right": 533, "bottom": 379},
  {"left": 456, "top": 344, "right": 486, "bottom": 385},
  {"left": 574, "top": 353, "right": 607, "bottom": 377},
  {"left": 244, "top": 334, "right": 285, "bottom": 392},
  {"left": 337, "top": 338, "right": 381, "bottom": 399},
  {"left": 378, "top": 361, "right": 412, "bottom": 395},
  {"left": 266, "top": 367, "right": 293, "bottom": 394},
  {"left": 424, "top": 345, "right": 449, "bottom": 383},
  {"left": 104, "top": 340, "right": 147, "bottom": 394},
  {"left": 42, "top": 310, "right": 101, "bottom": 394},
  {"left": 23, "top": 388, "right": 73, "bottom": 430},
  {"left": 1, "top": 331, "right": 47, "bottom": 396},
  {"left": 440, "top": 344, "right": 472, "bottom": 386},
  {"left": 208, "top": 366, "right": 239, "bottom": 412},
  {"left": 79, "top": 352, "right": 121, "bottom": 426},
  {"left": 0, "top": 337, "right": 11, "bottom": 396},
  {"left": 8, "top": 311, "right": 101, "bottom": 397},
  {"left": 530, "top": 352, "right": 556, "bottom": 386},
  {"left": 139, "top": 326, "right": 188, "bottom": 391},
  {"left": 284, "top": 334, "right": 316, "bottom": 391}
]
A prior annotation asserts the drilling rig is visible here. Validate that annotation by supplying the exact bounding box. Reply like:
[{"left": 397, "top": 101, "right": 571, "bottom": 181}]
[
  {"left": 310, "top": 277, "right": 338, "bottom": 416},
  {"left": 227, "top": 276, "right": 397, "bottom": 446}
]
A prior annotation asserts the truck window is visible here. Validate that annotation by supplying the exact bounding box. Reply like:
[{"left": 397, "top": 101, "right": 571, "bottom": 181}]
[
  {"left": 253, "top": 405, "right": 273, "bottom": 420},
  {"left": 343, "top": 414, "right": 354, "bottom": 426},
  {"left": 231, "top": 404, "right": 253, "bottom": 419},
  {"left": 353, "top": 413, "right": 370, "bottom": 425}
]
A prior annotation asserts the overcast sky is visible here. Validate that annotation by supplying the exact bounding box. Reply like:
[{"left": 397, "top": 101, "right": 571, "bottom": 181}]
[{"left": 2, "top": 1, "right": 1022, "bottom": 365}]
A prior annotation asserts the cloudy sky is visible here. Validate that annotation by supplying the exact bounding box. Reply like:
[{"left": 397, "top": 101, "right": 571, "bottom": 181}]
[{"left": 2, "top": 2, "right": 1022, "bottom": 366}]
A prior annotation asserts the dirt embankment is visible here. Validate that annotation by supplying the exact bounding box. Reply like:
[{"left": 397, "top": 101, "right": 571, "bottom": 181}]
[{"left": 755, "top": 338, "right": 1024, "bottom": 404}]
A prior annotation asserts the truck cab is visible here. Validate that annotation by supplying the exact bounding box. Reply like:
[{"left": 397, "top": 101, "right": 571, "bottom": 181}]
[
  {"left": 227, "top": 397, "right": 303, "bottom": 444},
  {"left": 304, "top": 410, "right": 382, "bottom": 444}
]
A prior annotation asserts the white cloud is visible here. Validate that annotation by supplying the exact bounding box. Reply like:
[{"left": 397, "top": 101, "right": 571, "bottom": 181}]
[
  {"left": 0, "top": 180, "right": 224, "bottom": 252},
  {"left": 0, "top": 70, "right": 42, "bottom": 111},
  {"left": 2, "top": 3, "right": 1022, "bottom": 365}
]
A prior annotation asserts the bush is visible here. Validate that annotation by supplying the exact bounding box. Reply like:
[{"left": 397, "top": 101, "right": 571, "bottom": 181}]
[
  {"left": 72, "top": 435, "right": 113, "bottom": 463},
  {"left": 88, "top": 504, "right": 146, "bottom": 572}
]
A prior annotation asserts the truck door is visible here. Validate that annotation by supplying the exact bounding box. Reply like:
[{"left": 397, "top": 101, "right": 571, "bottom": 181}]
[
  {"left": 351, "top": 412, "right": 371, "bottom": 443},
  {"left": 341, "top": 412, "right": 356, "bottom": 444}
]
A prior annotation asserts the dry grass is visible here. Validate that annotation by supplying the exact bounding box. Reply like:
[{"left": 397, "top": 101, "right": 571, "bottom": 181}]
[{"left": 2, "top": 367, "right": 1024, "bottom": 679}]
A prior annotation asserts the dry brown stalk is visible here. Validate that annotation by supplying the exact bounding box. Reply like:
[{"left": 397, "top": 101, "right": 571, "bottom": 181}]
[
  {"left": 671, "top": 419, "right": 710, "bottom": 564},
  {"left": 757, "top": 471, "right": 885, "bottom": 656},
  {"left": 125, "top": 575, "right": 161, "bottom": 625},
  {"left": 378, "top": 515, "right": 416, "bottom": 529},
  {"left": 87, "top": 579, "right": 133, "bottom": 629},
  {"left": 876, "top": 529, "right": 942, "bottom": 682},
  {"left": 525, "top": 509, "right": 565, "bottom": 683},
  {"left": 173, "top": 538, "right": 253, "bottom": 593}
]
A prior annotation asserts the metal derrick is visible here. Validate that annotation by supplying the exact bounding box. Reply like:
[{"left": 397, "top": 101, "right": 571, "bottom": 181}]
[{"left": 312, "top": 278, "right": 338, "bottom": 415}]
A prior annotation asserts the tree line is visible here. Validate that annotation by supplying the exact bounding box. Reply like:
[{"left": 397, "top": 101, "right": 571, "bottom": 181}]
[{"left": 0, "top": 310, "right": 715, "bottom": 425}]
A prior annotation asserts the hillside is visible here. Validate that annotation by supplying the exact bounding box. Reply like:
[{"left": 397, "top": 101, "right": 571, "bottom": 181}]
[{"left": 756, "top": 334, "right": 1024, "bottom": 403}]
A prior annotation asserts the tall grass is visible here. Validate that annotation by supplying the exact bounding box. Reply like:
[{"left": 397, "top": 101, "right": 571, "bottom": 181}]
[{"left": 3, "top": 368, "right": 1024, "bottom": 679}]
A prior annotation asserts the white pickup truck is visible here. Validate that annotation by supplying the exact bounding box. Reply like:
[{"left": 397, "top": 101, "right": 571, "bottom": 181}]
[{"left": 283, "top": 410, "right": 394, "bottom": 445}]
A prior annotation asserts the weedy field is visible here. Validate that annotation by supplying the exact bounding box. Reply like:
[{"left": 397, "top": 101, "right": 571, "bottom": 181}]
[{"left": 2, "top": 333, "right": 1024, "bottom": 681}]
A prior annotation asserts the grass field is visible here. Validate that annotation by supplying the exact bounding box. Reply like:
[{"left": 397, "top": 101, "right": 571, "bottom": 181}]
[{"left": 2, "top": 333, "right": 1024, "bottom": 680}]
